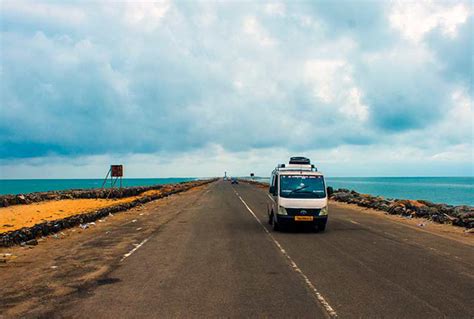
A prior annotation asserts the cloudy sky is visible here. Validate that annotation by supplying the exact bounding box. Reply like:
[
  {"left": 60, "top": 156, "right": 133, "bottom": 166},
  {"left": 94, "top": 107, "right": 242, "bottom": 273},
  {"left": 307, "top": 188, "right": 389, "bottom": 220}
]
[{"left": 0, "top": 0, "right": 472, "bottom": 178}]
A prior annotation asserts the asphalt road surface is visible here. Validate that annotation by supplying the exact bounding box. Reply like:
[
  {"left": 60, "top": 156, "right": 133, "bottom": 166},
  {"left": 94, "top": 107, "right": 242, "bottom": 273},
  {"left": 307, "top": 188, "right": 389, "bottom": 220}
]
[{"left": 2, "top": 180, "right": 473, "bottom": 318}]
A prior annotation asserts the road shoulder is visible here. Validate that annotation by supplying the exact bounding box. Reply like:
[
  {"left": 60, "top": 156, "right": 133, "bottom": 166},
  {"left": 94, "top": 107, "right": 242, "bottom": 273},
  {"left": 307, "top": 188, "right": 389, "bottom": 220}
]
[
  {"left": 0, "top": 184, "right": 212, "bottom": 318},
  {"left": 329, "top": 201, "right": 474, "bottom": 246}
]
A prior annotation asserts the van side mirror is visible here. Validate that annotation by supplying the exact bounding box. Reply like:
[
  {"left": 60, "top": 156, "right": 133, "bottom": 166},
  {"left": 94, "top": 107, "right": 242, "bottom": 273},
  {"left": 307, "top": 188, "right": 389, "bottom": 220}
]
[
  {"left": 327, "top": 186, "right": 334, "bottom": 197},
  {"left": 269, "top": 186, "right": 275, "bottom": 195}
]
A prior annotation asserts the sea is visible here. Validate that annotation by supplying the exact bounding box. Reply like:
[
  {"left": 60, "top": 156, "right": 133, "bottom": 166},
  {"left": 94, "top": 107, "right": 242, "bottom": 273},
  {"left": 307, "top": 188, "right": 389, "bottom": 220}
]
[
  {"left": 249, "top": 176, "right": 474, "bottom": 207},
  {"left": 0, "top": 178, "right": 197, "bottom": 196},
  {"left": 0, "top": 177, "right": 472, "bottom": 207}
]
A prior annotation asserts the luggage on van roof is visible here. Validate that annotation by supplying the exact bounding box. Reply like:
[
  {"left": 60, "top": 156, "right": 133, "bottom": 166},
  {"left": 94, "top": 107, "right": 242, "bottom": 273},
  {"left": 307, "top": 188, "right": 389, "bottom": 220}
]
[{"left": 289, "top": 157, "right": 310, "bottom": 165}]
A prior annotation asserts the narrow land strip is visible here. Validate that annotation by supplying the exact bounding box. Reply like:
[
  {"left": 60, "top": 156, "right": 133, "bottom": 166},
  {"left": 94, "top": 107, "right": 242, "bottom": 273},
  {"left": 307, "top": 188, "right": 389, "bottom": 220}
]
[{"left": 1, "top": 180, "right": 473, "bottom": 318}]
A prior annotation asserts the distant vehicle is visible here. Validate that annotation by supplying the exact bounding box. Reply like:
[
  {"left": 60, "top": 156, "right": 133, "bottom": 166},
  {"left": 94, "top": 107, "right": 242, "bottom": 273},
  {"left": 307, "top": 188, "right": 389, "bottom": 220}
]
[
  {"left": 267, "top": 157, "right": 333, "bottom": 232},
  {"left": 231, "top": 177, "right": 239, "bottom": 184}
]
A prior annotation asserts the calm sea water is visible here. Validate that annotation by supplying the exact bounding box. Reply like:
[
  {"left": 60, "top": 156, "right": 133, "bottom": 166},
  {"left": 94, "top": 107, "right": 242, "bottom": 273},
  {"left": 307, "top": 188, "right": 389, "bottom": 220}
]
[
  {"left": 0, "top": 178, "right": 197, "bottom": 195},
  {"left": 250, "top": 177, "right": 474, "bottom": 206},
  {"left": 1, "top": 177, "right": 472, "bottom": 206}
]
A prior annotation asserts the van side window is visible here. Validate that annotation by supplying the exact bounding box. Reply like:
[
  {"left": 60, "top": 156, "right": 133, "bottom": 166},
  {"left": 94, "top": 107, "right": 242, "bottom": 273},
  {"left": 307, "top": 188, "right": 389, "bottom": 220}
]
[{"left": 274, "top": 175, "right": 279, "bottom": 193}]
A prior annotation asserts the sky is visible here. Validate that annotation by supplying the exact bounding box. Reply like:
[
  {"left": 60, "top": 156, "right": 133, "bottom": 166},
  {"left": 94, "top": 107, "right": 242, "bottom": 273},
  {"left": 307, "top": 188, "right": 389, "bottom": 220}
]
[{"left": 0, "top": 0, "right": 473, "bottom": 178}]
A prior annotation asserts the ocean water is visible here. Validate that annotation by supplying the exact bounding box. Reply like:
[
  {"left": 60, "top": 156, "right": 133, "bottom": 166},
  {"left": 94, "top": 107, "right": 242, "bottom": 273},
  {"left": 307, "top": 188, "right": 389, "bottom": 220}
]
[
  {"left": 1, "top": 177, "right": 472, "bottom": 206},
  {"left": 0, "top": 178, "right": 197, "bottom": 196},
  {"left": 248, "top": 177, "right": 474, "bottom": 206}
]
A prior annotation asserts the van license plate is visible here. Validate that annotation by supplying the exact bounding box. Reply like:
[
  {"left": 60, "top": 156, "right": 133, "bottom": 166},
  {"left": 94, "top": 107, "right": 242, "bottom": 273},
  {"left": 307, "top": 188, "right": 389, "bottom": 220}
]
[{"left": 295, "top": 216, "right": 313, "bottom": 221}]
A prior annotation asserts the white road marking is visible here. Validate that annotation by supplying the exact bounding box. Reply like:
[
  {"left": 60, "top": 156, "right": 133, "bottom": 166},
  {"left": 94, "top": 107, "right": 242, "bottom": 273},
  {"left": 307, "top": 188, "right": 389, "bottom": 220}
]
[
  {"left": 267, "top": 193, "right": 275, "bottom": 202},
  {"left": 120, "top": 237, "right": 150, "bottom": 262},
  {"left": 234, "top": 191, "right": 338, "bottom": 318},
  {"left": 121, "top": 183, "right": 213, "bottom": 263},
  {"left": 349, "top": 220, "right": 360, "bottom": 225}
]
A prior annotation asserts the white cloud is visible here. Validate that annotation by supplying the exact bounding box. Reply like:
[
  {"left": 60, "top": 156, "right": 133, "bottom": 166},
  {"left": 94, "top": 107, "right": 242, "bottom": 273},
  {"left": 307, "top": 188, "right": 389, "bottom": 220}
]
[
  {"left": 123, "top": 1, "right": 171, "bottom": 31},
  {"left": 341, "top": 87, "right": 369, "bottom": 121},
  {"left": 243, "top": 16, "right": 277, "bottom": 46},
  {"left": 1, "top": 0, "right": 87, "bottom": 27},
  {"left": 304, "top": 59, "right": 368, "bottom": 121},
  {"left": 431, "top": 144, "right": 472, "bottom": 161},
  {"left": 264, "top": 3, "right": 286, "bottom": 17},
  {"left": 2, "top": 143, "right": 471, "bottom": 179},
  {"left": 0, "top": 0, "right": 471, "bottom": 177},
  {"left": 389, "top": 1, "right": 471, "bottom": 42},
  {"left": 296, "top": 14, "right": 314, "bottom": 27},
  {"left": 435, "top": 88, "right": 473, "bottom": 145},
  {"left": 305, "top": 59, "right": 346, "bottom": 103}
]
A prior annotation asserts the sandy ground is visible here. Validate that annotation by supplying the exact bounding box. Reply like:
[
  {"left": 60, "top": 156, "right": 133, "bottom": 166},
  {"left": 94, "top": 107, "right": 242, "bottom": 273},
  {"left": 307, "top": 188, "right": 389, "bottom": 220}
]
[{"left": 0, "top": 189, "right": 163, "bottom": 233}]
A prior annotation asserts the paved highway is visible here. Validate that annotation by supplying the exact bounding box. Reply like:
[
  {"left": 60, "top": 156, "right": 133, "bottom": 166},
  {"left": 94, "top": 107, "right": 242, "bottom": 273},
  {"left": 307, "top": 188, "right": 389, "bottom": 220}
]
[
  {"left": 1, "top": 180, "right": 473, "bottom": 318},
  {"left": 58, "top": 180, "right": 473, "bottom": 318}
]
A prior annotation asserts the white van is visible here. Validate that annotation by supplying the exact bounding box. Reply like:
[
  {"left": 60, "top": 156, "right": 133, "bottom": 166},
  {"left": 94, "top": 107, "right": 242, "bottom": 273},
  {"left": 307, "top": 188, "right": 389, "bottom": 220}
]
[{"left": 267, "top": 157, "right": 333, "bottom": 231}]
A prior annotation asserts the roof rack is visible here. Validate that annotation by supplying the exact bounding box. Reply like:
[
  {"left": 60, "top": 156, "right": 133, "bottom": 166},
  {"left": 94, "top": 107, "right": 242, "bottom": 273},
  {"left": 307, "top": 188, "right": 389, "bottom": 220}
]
[
  {"left": 273, "top": 157, "right": 318, "bottom": 173},
  {"left": 289, "top": 156, "right": 310, "bottom": 165}
]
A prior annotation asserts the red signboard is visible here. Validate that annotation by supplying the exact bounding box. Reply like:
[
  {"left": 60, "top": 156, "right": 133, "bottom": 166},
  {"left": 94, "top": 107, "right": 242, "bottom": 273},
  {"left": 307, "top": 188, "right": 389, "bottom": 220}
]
[{"left": 111, "top": 165, "right": 123, "bottom": 177}]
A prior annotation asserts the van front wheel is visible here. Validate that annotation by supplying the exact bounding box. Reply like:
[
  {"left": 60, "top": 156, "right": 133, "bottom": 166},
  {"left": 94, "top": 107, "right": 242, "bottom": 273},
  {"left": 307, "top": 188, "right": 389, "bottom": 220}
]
[
  {"left": 317, "top": 221, "right": 327, "bottom": 232},
  {"left": 272, "top": 216, "right": 280, "bottom": 231},
  {"left": 268, "top": 211, "right": 273, "bottom": 225}
]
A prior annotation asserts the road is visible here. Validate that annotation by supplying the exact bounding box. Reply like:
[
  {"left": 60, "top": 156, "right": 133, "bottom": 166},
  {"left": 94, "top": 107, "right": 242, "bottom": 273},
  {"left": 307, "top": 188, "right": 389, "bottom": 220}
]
[{"left": 2, "top": 180, "right": 473, "bottom": 318}]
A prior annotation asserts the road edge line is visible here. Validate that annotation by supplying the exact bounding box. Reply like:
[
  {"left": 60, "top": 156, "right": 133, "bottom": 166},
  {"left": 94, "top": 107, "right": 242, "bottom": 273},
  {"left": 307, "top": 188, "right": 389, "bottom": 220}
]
[{"left": 120, "top": 237, "right": 150, "bottom": 262}]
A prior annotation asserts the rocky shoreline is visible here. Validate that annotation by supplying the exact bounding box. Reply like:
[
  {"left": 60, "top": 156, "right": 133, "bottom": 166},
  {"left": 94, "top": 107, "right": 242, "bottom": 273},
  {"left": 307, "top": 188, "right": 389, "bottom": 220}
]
[
  {"left": 239, "top": 179, "right": 473, "bottom": 229},
  {"left": 0, "top": 182, "right": 199, "bottom": 207},
  {"left": 332, "top": 189, "right": 473, "bottom": 229},
  {"left": 0, "top": 179, "right": 216, "bottom": 247}
]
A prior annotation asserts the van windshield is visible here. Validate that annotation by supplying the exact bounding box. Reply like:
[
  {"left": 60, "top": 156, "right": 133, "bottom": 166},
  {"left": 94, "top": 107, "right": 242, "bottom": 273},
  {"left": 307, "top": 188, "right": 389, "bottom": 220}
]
[{"left": 279, "top": 175, "right": 326, "bottom": 199}]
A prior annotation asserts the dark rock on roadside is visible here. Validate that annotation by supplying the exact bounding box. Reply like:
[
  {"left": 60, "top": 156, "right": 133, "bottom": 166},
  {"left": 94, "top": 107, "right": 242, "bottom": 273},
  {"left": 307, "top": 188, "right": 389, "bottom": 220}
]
[
  {"left": 25, "top": 239, "right": 38, "bottom": 246},
  {"left": 0, "top": 181, "right": 204, "bottom": 208},
  {"left": 212, "top": 179, "right": 473, "bottom": 229},
  {"left": 331, "top": 189, "right": 473, "bottom": 229}
]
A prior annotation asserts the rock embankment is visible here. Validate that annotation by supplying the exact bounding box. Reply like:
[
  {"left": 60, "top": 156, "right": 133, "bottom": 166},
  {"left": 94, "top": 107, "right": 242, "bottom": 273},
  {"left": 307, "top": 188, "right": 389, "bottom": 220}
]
[
  {"left": 239, "top": 179, "right": 268, "bottom": 189},
  {"left": 0, "top": 179, "right": 216, "bottom": 247},
  {"left": 239, "top": 180, "right": 473, "bottom": 229},
  {"left": 332, "top": 189, "right": 473, "bottom": 229},
  {"left": 0, "top": 182, "right": 197, "bottom": 207}
]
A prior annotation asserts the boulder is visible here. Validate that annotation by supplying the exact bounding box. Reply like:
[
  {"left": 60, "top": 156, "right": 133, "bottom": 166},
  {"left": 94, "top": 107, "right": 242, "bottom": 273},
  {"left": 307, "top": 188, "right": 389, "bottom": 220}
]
[{"left": 331, "top": 189, "right": 472, "bottom": 229}]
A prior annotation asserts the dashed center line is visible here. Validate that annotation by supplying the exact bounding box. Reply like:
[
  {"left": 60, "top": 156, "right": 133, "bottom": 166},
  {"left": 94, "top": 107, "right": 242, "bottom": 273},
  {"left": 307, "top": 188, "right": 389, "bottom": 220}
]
[
  {"left": 233, "top": 189, "right": 338, "bottom": 318},
  {"left": 267, "top": 193, "right": 275, "bottom": 202}
]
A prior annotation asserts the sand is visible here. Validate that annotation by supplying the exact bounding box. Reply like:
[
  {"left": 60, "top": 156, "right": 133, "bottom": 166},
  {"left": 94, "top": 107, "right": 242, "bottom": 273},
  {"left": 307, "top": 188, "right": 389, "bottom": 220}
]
[{"left": 0, "top": 189, "right": 163, "bottom": 233}]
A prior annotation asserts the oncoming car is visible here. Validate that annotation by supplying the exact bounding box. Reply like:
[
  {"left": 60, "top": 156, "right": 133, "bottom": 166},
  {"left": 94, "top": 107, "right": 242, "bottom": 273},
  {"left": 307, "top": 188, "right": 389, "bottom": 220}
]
[{"left": 267, "top": 157, "right": 333, "bottom": 231}]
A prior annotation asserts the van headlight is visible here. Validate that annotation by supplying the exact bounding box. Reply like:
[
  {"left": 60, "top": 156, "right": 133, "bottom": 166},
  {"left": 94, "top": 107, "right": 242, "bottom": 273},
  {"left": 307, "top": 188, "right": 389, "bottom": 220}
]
[
  {"left": 320, "top": 206, "right": 328, "bottom": 216},
  {"left": 278, "top": 206, "right": 288, "bottom": 215}
]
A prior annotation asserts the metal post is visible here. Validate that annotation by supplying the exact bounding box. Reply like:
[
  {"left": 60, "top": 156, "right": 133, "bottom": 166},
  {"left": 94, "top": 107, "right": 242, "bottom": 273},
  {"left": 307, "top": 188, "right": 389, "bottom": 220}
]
[{"left": 101, "top": 168, "right": 111, "bottom": 188}]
